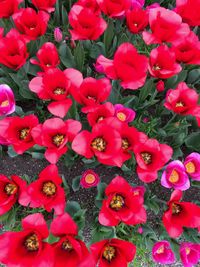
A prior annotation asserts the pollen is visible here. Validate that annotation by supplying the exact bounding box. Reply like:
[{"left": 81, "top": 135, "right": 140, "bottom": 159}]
[
  {"left": 91, "top": 137, "right": 106, "bottom": 152},
  {"left": 62, "top": 239, "right": 73, "bottom": 251},
  {"left": 141, "top": 152, "right": 152, "bottom": 165},
  {"left": 110, "top": 195, "right": 125, "bottom": 211},
  {"left": 133, "top": 190, "right": 139, "bottom": 196},
  {"left": 122, "top": 138, "right": 130, "bottom": 150},
  {"left": 153, "top": 64, "right": 161, "bottom": 70},
  {"left": 42, "top": 181, "right": 57, "bottom": 196},
  {"left": 54, "top": 87, "right": 66, "bottom": 95},
  {"left": 85, "top": 174, "right": 96, "bottom": 184},
  {"left": 1, "top": 100, "right": 9, "bottom": 107},
  {"left": 185, "top": 162, "right": 195, "bottom": 174},
  {"left": 103, "top": 246, "right": 116, "bottom": 261},
  {"left": 19, "top": 128, "right": 30, "bottom": 140},
  {"left": 156, "top": 245, "right": 164, "bottom": 254},
  {"left": 87, "top": 95, "right": 96, "bottom": 101},
  {"left": 4, "top": 183, "right": 17, "bottom": 195},
  {"left": 117, "top": 112, "right": 126, "bottom": 122},
  {"left": 175, "top": 102, "right": 184, "bottom": 107},
  {"left": 185, "top": 247, "right": 191, "bottom": 255},
  {"left": 96, "top": 116, "right": 104, "bottom": 123},
  {"left": 53, "top": 134, "right": 65, "bottom": 147},
  {"left": 172, "top": 203, "right": 182, "bottom": 215},
  {"left": 24, "top": 234, "right": 39, "bottom": 252},
  {"left": 169, "top": 169, "right": 179, "bottom": 183}
]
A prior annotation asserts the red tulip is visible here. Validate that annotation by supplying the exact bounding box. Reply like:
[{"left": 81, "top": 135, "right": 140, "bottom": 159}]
[
  {"left": 90, "top": 238, "right": 136, "bottom": 267},
  {"left": 95, "top": 42, "right": 148, "bottom": 90},
  {"left": 32, "top": 118, "right": 81, "bottom": 164},
  {"left": 0, "top": 174, "right": 27, "bottom": 215},
  {"left": 87, "top": 102, "right": 115, "bottom": 127},
  {"left": 29, "top": 68, "right": 83, "bottom": 118},
  {"left": 0, "top": 213, "right": 54, "bottom": 267},
  {"left": 0, "top": 114, "right": 39, "bottom": 154},
  {"left": 13, "top": 8, "right": 49, "bottom": 42},
  {"left": 30, "top": 42, "right": 60, "bottom": 72},
  {"left": 171, "top": 31, "right": 200, "bottom": 65},
  {"left": 99, "top": 176, "right": 147, "bottom": 226},
  {"left": 126, "top": 8, "right": 148, "bottom": 34},
  {"left": 25, "top": 165, "right": 66, "bottom": 215},
  {"left": 72, "top": 118, "right": 122, "bottom": 167},
  {"left": 142, "top": 7, "right": 190, "bottom": 45},
  {"left": 163, "top": 190, "right": 200, "bottom": 238},
  {"left": 69, "top": 5, "right": 107, "bottom": 40},
  {"left": 133, "top": 138, "right": 173, "bottom": 183},
  {"left": 70, "top": 77, "right": 111, "bottom": 113},
  {"left": 32, "top": 0, "right": 56, "bottom": 13},
  {"left": 149, "top": 45, "right": 182, "bottom": 79},
  {"left": 164, "top": 82, "right": 200, "bottom": 126},
  {"left": 96, "top": 0, "right": 131, "bottom": 18},
  {"left": 76, "top": 0, "right": 101, "bottom": 14},
  {"left": 175, "top": 0, "right": 200, "bottom": 26},
  {"left": 0, "top": 29, "right": 28, "bottom": 70},
  {"left": 50, "top": 213, "right": 94, "bottom": 267},
  {"left": 0, "top": 0, "right": 22, "bottom": 18}
]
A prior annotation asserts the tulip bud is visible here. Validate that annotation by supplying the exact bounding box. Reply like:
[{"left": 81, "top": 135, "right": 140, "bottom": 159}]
[{"left": 54, "top": 27, "right": 63, "bottom": 43}]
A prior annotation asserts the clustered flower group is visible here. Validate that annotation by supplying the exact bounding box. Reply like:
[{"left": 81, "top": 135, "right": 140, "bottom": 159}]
[{"left": 0, "top": 0, "right": 200, "bottom": 266}]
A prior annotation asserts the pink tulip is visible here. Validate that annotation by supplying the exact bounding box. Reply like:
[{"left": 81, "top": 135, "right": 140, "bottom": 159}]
[
  {"left": 54, "top": 27, "right": 63, "bottom": 43},
  {"left": 0, "top": 84, "right": 15, "bottom": 116},
  {"left": 184, "top": 153, "right": 200, "bottom": 181},
  {"left": 152, "top": 241, "right": 176, "bottom": 264},
  {"left": 132, "top": 186, "right": 146, "bottom": 197},
  {"left": 114, "top": 104, "right": 136, "bottom": 123},
  {"left": 161, "top": 160, "right": 190, "bottom": 191},
  {"left": 180, "top": 242, "right": 200, "bottom": 267},
  {"left": 137, "top": 226, "right": 143, "bottom": 234},
  {"left": 80, "top": 169, "right": 100, "bottom": 188},
  {"left": 131, "top": 0, "right": 145, "bottom": 8}
]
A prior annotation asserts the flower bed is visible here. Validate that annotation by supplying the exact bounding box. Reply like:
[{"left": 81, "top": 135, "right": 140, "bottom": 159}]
[{"left": 0, "top": 0, "right": 200, "bottom": 266}]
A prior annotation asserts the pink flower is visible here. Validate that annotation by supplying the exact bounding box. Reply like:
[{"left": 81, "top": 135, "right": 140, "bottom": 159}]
[
  {"left": 114, "top": 104, "right": 136, "bottom": 123},
  {"left": 152, "top": 241, "right": 176, "bottom": 265},
  {"left": 0, "top": 84, "right": 15, "bottom": 116},
  {"left": 137, "top": 226, "right": 143, "bottom": 234},
  {"left": 80, "top": 169, "right": 100, "bottom": 188},
  {"left": 131, "top": 0, "right": 145, "bottom": 8},
  {"left": 54, "top": 27, "right": 63, "bottom": 42},
  {"left": 132, "top": 186, "right": 146, "bottom": 198},
  {"left": 161, "top": 160, "right": 190, "bottom": 191},
  {"left": 184, "top": 153, "right": 200, "bottom": 181},
  {"left": 156, "top": 80, "right": 165, "bottom": 92},
  {"left": 180, "top": 242, "right": 200, "bottom": 267},
  {"left": 146, "top": 3, "right": 160, "bottom": 9},
  {"left": 143, "top": 117, "right": 149, "bottom": 123}
]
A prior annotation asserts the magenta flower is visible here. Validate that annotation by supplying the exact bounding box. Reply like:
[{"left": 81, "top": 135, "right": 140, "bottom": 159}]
[
  {"left": 184, "top": 153, "right": 200, "bottom": 181},
  {"left": 0, "top": 84, "right": 15, "bottom": 116},
  {"left": 146, "top": 3, "right": 160, "bottom": 10},
  {"left": 137, "top": 226, "right": 143, "bottom": 234},
  {"left": 161, "top": 160, "right": 190, "bottom": 191},
  {"left": 114, "top": 104, "right": 136, "bottom": 123},
  {"left": 180, "top": 242, "right": 200, "bottom": 267},
  {"left": 80, "top": 169, "right": 100, "bottom": 188},
  {"left": 54, "top": 27, "right": 63, "bottom": 43},
  {"left": 131, "top": 0, "right": 145, "bottom": 8},
  {"left": 152, "top": 241, "right": 176, "bottom": 265},
  {"left": 132, "top": 186, "right": 146, "bottom": 197}
]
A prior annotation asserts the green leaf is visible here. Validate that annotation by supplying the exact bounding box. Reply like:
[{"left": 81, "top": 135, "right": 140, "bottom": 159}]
[
  {"left": 187, "top": 69, "right": 200, "bottom": 84},
  {"left": 95, "top": 182, "right": 107, "bottom": 208},
  {"left": 7, "top": 146, "right": 18, "bottom": 158},
  {"left": 185, "top": 132, "right": 200, "bottom": 152},
  {"left": 104, "top": 20, "right": 114, "bottom": 54},
  {"left": 59, "top": 43, "right": 75, "bottom": 68},
  {"left": 89, "top": 42, "right": 105, "bottom": 59},
  {"left": 91, "top": 225, "right": 115, "bottom": 243},
  {"left": 66, "top": 201, "right": 81, "bottom": 216},
  {"left": 139, "top": 79, "right": 155, "bottom": 103},
  {"left": 72, "top": 176, "right": 81, "bottom": 192},
  {"left": 74, "top": 42, "right": 85, "bottom": 71}
]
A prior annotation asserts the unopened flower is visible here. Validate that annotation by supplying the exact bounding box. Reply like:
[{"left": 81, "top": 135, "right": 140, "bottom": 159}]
[
  {"left": 0, "top": 84, "right": 15, "bottom": 116},
  {"left": 80, "top": 169, "right": 100, "bottom": 188},
  {"left": 156, "top": 80, "right": 165, "bottom": 92},
  {"left": 161, "top": 160, "right": 190, "bottom": 191},
  {"left": 137, "top": 227, "right": 143, "bottom": 234},
  {"left": 152, "top": 241, "right": 176, "bottom": 264},
  {"left": 54, "top": 27, "right": 63, "bottom": 42}
]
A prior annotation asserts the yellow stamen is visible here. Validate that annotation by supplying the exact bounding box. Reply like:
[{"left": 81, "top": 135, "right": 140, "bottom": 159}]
[
  {"left": 1, "top": 100, "right": 9, "bottom": 107},
  {"left": 122, "top": 138, "right": 130, "bottom": 150},
  {"left": 110, "top": 195, "right": 125, "bottom": 210},
  {"left": 169, "top": 169, "right": 179, "bottom": 183},
  {"left": 85, "top": 174, "right": 96, "bottom": 184},
  {"left": 24, "top": 234, "right": 39, "bottom": 251},
  {"left": 185, "top": 247, "right": 191, "bottom": 255},
  {"left": 54, "top": 88, "right": 66, "bottom": 95},
  {"left": 157, "top": 245, "right": 164, "bottom": 254},
  {"left": 103, "top": 246, "right": 115, "bottom": 261},
  {"left": 185, "top": 162, "right": 195, "bottom": 174},
  {"left": 172, "top": 203, "right": 182, "bottom": 215},
  {"left": 91, "top": 137, "right": 106, "bottom": 152},
  {"left": 117, "top": 112, "right": 126, "bottom": 122},
  {"left": 141, "top": 152, "right": 152, "bottom": 165},
  {"left": 4, "top": 183, "right": 17, "bottom": 195},
  {"left": 42, "top": 181, "right": 57, "bottom": 196},
  {"left": 53, "top": 134, "right": 65, "bottom": 147},
  {"left": 62, "top": 239, "right": 73, "bottom": 251},
  {"left": 19, "top": 128, "right": 30, "bottom": 140},
  {"left": 176, "top": 102, "right": 184, "bottom": 107},
  {"left": 153, "top": 64, "right": 161, "bottom": 70}
]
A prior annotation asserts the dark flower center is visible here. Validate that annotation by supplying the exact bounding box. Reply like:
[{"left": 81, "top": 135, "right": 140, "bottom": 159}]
[
  {"left": 153, "top": 64, "right": 161, "bottom": 70},
  {"left": 54, "top": 87, "right": 66, "bottom": 95},
  {"left": 172, "top": 203, "right": 182, "bottom": 215},
  {"left": 122, "top": 138, "right": 130, "bottom": 150},
  {"left": 4, "top": 183, "right": 17, "bottom": 195},
  {"left": 52, "top": 134, "right": 65, "bottom": 147},
  {"left": 19, "top": 128, "right": 30, "bottom": 140},
  {"left": 91, "top": 137, "right": 106, "bottom": 152},
  {"left": 24, "top": 234, "right": 39, "bottom": 252},
  {"left": 42, "top": 181, "right": 57, "bottom": 196},
  {"left": 141, "top": 152, "right": 152, "bottom": 164},
  {"left": 110, "top": 194, "right": 125, "bottom": 211},
  {"left": 62, "top": 239, "right": 73, "bottom": 251},
  {"left": 103, "top": 245, "right": 116, "bottom": 262},
  {"left": 175, "top": 102, "right": 185, "bottom": 107}
]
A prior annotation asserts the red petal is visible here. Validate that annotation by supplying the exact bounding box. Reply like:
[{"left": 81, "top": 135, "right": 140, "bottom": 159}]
[
  {"left": 50, "top": 213, "right": 78, "bottom": 236},
  {"left": 47, "top": 99, "right": 72, "bottom": 118}
]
